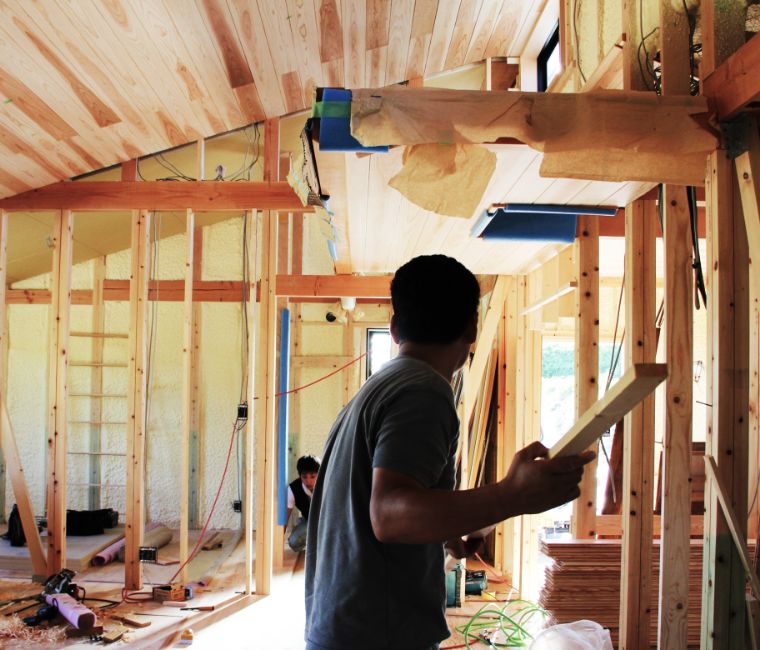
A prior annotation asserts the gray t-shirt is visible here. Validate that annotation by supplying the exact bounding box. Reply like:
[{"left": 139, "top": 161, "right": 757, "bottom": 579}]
[{"left": 305, "top": 356, "right": 460, "bottom": 650}]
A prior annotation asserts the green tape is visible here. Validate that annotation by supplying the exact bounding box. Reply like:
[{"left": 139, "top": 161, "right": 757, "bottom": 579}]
[
  {"left": 3, "top": 99, "right": 12, "bottom": 104},
  {"left": 310, "top": 101, "right": 352, "bottom": 119}
]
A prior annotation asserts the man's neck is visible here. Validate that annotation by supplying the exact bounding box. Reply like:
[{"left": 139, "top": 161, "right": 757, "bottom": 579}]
[{"left": 397, "top": 342, "right": 465, "bottom": 383}]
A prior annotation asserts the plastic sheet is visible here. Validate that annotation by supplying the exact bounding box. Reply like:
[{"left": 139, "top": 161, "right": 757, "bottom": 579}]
[{"left": 530, "top": 620, "right": 613, "bottom": 650}]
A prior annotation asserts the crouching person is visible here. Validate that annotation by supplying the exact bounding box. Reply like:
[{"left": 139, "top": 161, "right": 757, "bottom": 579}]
[{"left": 287, "top": 455, "right": 320, "bottom": 553}]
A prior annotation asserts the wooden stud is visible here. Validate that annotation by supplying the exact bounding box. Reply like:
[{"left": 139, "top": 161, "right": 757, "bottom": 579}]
[
  {"left": 46, "top": 209, "right": 74, "bottom": 575},
  {"left": 125, "top": 209, "right": 150, "bottom": 591},
  {"left": 557, "top": 245, "right": 575, "bottom": 318},
  {"left": 512, "top": 276, "right": 526, "bottom": 591},
  {"left": 735, "top": 117, "right": 760, "bottom": 296},
  {"left": 189, "top": 226, "right": 203, "bottom": 530},
  {"left": 196, "top": 139, "right": 205, "bottom": 182},
  {"left": 701, "top": 151, "right": 750, "bottom": 649},
  {"left": 658, "top": 183, "right": 694, "bottom": 649},
  {"left": 541, "top": 256, "right": 559, "bottom": 325},
  {"left": 571, "top": 215, "right": 599, "bottom": 539},
  {"left": 179, "top": 209, "right": 194, "bottom": 586},
  {"left": 88, "top": 257, "right": 106, "bottom": 511},
  {"left": 342, "top": 312, "right": 354, "bottom": 409},
  {"left": 255, "top": 210, "right": 278, "bottom": 596},
  {"left": 290, "top": 214, "right": 304, "bottom": 484},
  {"left": 121, "top": 160, "right": 138, "bottom": 182},
  {"left": 244, "top": 210, "right": 259, "bottom": 596},
  {"left": 619, "top": 200, "right": 657, "bottom": 650},
  {"left": 519, "top": 281, "right": 577, "bottom": 317}
]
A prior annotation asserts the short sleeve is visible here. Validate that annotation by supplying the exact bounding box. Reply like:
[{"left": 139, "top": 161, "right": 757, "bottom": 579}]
[
  {"left": 287, "top": 485, "right": 295, "bottom": 509},
  {"left": 372, "top": 389, "right": 457, "bottom": 488}
]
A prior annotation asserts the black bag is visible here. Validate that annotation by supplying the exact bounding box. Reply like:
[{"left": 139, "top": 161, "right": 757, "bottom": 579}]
[
  {"left": 66, "top": 510, "right": 104, "bottom": 536},
  {"left": 94, "top": 508, "right": 118, "bottom": 529},
  {"left": 8, "top": 504, "right": 25, "bottom": 547}
]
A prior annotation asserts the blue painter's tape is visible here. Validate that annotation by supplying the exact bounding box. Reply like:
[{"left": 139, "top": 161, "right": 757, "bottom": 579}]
[
  {"left": 320, "top": 89, "right": 389, "bottom": 154},
  {"left": 504, "top": 204, "right": 618, "bottom": 216},
  {"left": 277, "top": 310, "right": 291, "bottom": 526},
  {"left": 482, "top": 211, "right": 577, "bottom": 244},
  {"left": 327, "top": 239, "right": 339, "bottom": 260}
]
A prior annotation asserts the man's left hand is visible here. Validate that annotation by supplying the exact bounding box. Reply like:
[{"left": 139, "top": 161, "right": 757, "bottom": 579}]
[{"left": 445, "top": 536, "right": 485, "bottom": 560}]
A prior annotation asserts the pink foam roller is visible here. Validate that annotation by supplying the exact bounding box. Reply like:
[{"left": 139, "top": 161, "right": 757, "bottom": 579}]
[
  {"left": 92, "top": 521, "right": 164, "bottom": 566},
  {"left": 46, "top": 593, "right": 96, "bottom": 629}
]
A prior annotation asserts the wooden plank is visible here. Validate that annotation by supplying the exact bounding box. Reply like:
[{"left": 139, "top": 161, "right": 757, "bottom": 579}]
[
  {"left": 597, "top": 514, "right": 704, "bottom": 537},
  {"left": 659, "top": 182, "right": 694, "bottom": 649},
  {"left": 702, "top": 151, "right": 750, "bottom": 649},
  {"left": 88, "top": 257, "right": 106, "bottom": 511},
  {"left": 274, "top": 209, "right": 288, "bottom": 571},
  {"left": 519, "top": 281, "right": 576, "bottom": 317},
  {"left": 571, "top": 215, "right": 600, "bottom": 538},
  {"left": 557, "top": 245, "right": 575, "bottom": 317},
  {"left": 311, "top": 142, "right": 351, "bottom": 273},
  {"left": 384, "top": 0, "right": 414, "bottom": 83},
  {"left": 292, "top": 356, "right": 352, "bottom": 368},
  {"left": 703, "top": 34, "right": 760, "bottom": 121},
  {"left": 700, "top": 0, "right": 747, "bottom": 79},
  {"left": 581, "top": 41, "right": 624, "bottom": 92},
  {"left": 512, "top": 275, "right": 526, "bottom": 590},
  {"left": 46, "top": 209, "right": 73, "bottom": 575},
  {"left": 255, "top": 210, "right": 277, "bottom": 596},
  {"left": 180, "top": 210, "right": 194, "bottom": 585},
  {"left": 619, "top": 199, "right": 657, "bottom": 650},
  {"left": 121, "top": 160, "right": 138, "bottom": 182},
  {"left": 540, "top": 256, "right": 559, "bottom": 325},
  {"left": 549, "top": 364, "right": 667, "bottom": 459},
  {"left": 125, "top": 209, "right": 150, "bottom": 591},
  {"left": 0, "top": 211, "right": 5, "bottom": 525},
  {"left": 276, "top": 275, "right": 391, "bottom": 298},
  {"left": 0, "top": 181, "right": 307, "bottom": 212},
  {"left": 342, "top": 0, "right": 366, "bottom": 88},
  {"left": 704, "top": 456, "right": 760, "bottom": 600},
  {"left": 244, "top": 210, "right": 258, "bottom": 596},
  {"left": 465, "top": 276, "right": 509, "bottom": 427},
  {"left": 735, "top": 117, "right": 760, "bottom": 297}
]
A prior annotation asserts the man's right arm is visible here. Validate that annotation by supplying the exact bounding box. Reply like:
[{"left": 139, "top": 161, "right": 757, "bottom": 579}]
[{"left": 370, "top": 441, "right": 595, "bottom": 545}]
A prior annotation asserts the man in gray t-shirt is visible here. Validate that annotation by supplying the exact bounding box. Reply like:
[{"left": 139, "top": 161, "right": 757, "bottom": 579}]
[{"left": 305, "top": 255, "right": 595, "bottom": 650}]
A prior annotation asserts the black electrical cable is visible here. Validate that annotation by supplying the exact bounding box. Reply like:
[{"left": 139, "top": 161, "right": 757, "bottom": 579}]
[{"left": 688, "top": 186, "right": 707, "bottom": 309}]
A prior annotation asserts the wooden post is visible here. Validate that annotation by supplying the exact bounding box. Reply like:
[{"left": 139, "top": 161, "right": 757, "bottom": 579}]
[
  {"left": 244, "top": 210, "right": 259, "bottom": 596},
  {"left": 290, "top": 215, "right": 304, "bottom": 481},
  {"left": 179, "top": 210, "right": 194, "bottom": 586},
  {"left": 88, "top": 257, "right": 106, "bottom": 511},
  {"left": 274, "top": 211, "right": 289, "bottom": 569},
  {"left": 46, "top": 209, "right": 74, "bottom": 575},
  {"left": 460, "top": 363, "right": 471, "bottom": 493},
  {"left": 571, "top": 215, "right": 599, "bottom": 539},
  {"left": 0, "top": 211, "right": 5, "bottom": 525},
  {"left": 619, "top": 200, "right": 657, "bottom": 650},
  {"left": 512, "top": 276, "right": 526, "bottom": 590},
  {"left": 125, "top": 209, "right": 150, "bottom": 591},
  {"left": 255, "top": 210, "right": 277, "bottom": 596},
  {"left": 189, "top": 227, "right": 203, "bottom": 529},
  {"left": 196, "top": 139, "right": 205, "bottom": 182},
  {"left": 701, "top": 152, "right": 750, "bottom": 648}
]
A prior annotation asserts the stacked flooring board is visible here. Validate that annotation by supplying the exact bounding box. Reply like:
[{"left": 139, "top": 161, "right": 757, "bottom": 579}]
[{"left": 539, "top": 539, "right": 756, "bottom": 647}]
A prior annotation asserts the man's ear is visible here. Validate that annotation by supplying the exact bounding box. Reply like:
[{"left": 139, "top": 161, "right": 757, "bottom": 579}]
[
  {"left": 464, "top": 311, "right": 478, "bottom": 344},
  {"left": 390, "top": 314, "right": 401, "bottom": 344}
]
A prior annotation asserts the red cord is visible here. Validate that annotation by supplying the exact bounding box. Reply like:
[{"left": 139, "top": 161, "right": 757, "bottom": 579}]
[
  {"left": 441, "top": 639, "right": 478, "bottom": 649},
  {"left": 474, "top": 553, "right": 518, "bottom": 592}
]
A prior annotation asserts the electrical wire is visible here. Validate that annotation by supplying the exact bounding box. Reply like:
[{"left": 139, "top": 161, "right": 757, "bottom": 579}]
[
  {"left": 573, "top": 0, "right": 587, "bottom": 82},
  {"left": 452, "top": 600, "right": 548, "bottom": 648},
  {"left": 473, "top": 553, "right": 518, "bottom": 591},
  {"left": 688, "top": 185, "right": 707, "bottom": 309}
]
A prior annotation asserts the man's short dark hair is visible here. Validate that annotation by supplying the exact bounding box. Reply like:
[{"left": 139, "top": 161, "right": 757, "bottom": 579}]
[
  {"left": 391, "top": 255, "right": 480, "bottom": 345},
  {"left": 297, "top": 455, "right": 321, "bottom": 475}
]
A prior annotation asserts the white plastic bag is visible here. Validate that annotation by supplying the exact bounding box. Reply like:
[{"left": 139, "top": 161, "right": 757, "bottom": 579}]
[{"left": 529, "top": 620, "right": 613, "bottom": 650}]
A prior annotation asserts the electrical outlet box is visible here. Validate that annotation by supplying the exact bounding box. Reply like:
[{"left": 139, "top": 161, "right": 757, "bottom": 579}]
[
  {"left": 233, "top": 500, "right": 242, "bottom": 513},
  {"left": 237, "top": 404, "right": 248, "bottom": 421},
  {"left": 139, "top": 547, "right": 158, "bottom": 563}
]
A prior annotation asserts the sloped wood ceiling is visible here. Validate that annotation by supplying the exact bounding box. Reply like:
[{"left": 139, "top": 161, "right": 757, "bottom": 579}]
[{"left": 0, "top": 0, "right": 543, "bottom": 200}]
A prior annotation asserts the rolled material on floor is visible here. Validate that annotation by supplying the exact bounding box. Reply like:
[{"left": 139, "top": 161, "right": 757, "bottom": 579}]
[
  {"left": 92, "top": 522, "right": 164, "bottom": 566},
  {"left": 45, "top": 593, "right": 96, "bottom": 629},
  {"left": 118, "top": 526, "right": 172, "bottom": 562}
]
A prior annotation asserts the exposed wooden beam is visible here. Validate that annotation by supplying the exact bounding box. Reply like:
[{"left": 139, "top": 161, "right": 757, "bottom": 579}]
[
  {"left": 735, "top": 116, "right": 760, "bottom": 295},
  {"left": 125, "top": 209, "right": 150, "bottom": 591},
  {"left": 549, "top": 364, "right": 667, "bottom": 459},
  {"left": 179, "top": 209, "right": 194, "bottom": 586},
  {"left": 571, "top": 216, "right": 600, "bottom": 538},
  {"left": 703, "top": 34, "right": 760, "bottom": 122},
  {"left": 518, "top": 281, "right": 576, "bottom": 317},
  {"left": 121, "top": 160, "right": 138, "bottom": 182},
  {"left": 0, "top": 181, "right": 308, "bottom": 212},
  {"left": 619, "top": 199, "right": 658, "bottom": 650},
  {"left": 581, "top": 40, "right": 624, "bottom": 92},
  {"left": 46, "top": 209, "right": 74, "bottom": 575},
  {"left": 275, "top": 274, "right": 391, "bottom": 298}
]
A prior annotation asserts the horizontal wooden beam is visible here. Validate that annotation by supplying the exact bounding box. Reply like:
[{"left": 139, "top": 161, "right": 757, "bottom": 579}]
[
  {"left": 6, "top": 275, "right": 393, "bottom": 305},
  {"left": 0, "top": 181, "right": 309, "bottom": 212},
  {"left": 291, "top": 356, "right": 352, "bottom": 368},
  {"left": 549, "top": 363, "right": 668, "bottom": 458},
  {"left": 702, "top": 32, "right": 760, "bottom": 121},
  {"left": 519, "top": 281, "right": 577, "bottom": 316},
  {"left": 596, "top": 514, "right": 704, "bottom": 537}
]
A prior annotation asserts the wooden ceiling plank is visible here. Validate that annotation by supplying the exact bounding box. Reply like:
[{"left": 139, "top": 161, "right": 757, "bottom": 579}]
[
  {"left": 384, "top": 0, "right": 414, "bottom": 84},
  {"left": 464, "top": 0, "right": 504, "bottom": 64},
  {"left": 535, "top": 178, "right": 594, "bottom": 205},
  {"left": 0, "top": 123, "right": 71, "bottom": 182},
  {"left": 482, "top": 0, "right": 526, "bottom": 59},
  {"left": 343, "top": 0, "right": 366, "bottom": 88},
  {"left": 0, "top": 168, "right": 34, "bottom": 196},
  {"left": 567, "top": 179, "right": 629, "bottom": 206},
  {"left": 444, "top": 0, "right": 485, "bottom": 70},
  {"left": 284, "top": 0, "right": 325, "bottom": 106},
  {"left": 317, "top": 0, "right": 345, "bottom": 64},
  {"left": 411, "top": 212, "right": 459, "bottom": 261},
  {"left": 405, "top": 0, "right": 437, "bottom": 79},
  {"left": 424, "top": 0, "right": 462, "bottom": 76},
  {"left": 367, "top": 0, "right": 392, "bottom": 50},
  {"left": 507, "top": 0, "right": 546, "bottom": 57},
  {"left": 120, "top": 0, "right": 221, "bottom": 138},
  {"left": 365, "top": 151, "right": 405, "bottom": 272},
  {"left": 225, "top": 0, "right": 287, "bottom": 117},
  {"left": 343, "top": 151, "right": 371, "bottom": 271},
  {"left": 161, "top": 0, "right": 247, "bottom": 132},
  {"left": 394, "top": 202, "right": 431, "bottom": 269},
  {"left": 196, "top": 0, "right": 254, "bottom": 89},
  {"left": 233, "top": 83, "right": 267, "bottom": 124},
  {"left": 323, "top": 58, "right": 346, "bottom": 87},
  {"left": 366, "top": 47, "right": 388, "bottom": 88},
  {"left": 312, "top": 143, "right": 351, "bottom": 272},
  {"left": 500, "top": 154, "right": 557, "bottom": 203}
]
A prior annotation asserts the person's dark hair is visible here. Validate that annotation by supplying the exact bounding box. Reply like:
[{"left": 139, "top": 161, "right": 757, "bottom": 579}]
[
  {"left": 297, "top": 455, "right": 321, "bottom": 475},
  {"left": 391, "top": 255, "right": 480, "bottom": 345}
]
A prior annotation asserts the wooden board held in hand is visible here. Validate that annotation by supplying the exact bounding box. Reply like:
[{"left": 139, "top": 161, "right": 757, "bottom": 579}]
[{"left": 548, "top": 363, "right": 668, "bottom": 458}]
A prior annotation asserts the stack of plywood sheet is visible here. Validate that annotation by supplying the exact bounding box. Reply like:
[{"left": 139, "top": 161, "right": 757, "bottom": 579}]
[{"left": 539, "top": 539, "right": 756, "bottom": 647}]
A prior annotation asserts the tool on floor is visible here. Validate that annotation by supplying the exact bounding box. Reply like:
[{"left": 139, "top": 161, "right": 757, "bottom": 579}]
[
  {"left": 180, "top": 629, "right": 194, "bottom": 645},
  {"left": 445, "top": 566, "right": 489, "bottom": 607},
  {"left": 22, "top": 603, "right": 58, "bottom": 627},
  {"left": 180, "top": 606, "right": 214, "bottom": 612},
  {"left": 153, "top": 584, "right": 187, "bottom": 602}
]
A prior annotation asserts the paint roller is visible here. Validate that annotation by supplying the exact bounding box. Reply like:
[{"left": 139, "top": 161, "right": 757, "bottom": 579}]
[{"left": 92, "top": 522, "right": 171, "bottom": 566}]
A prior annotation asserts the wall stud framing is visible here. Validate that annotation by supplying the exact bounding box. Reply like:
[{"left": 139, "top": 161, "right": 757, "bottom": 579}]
[
  {"left": 125, "top": 209, "right": 151, "bottom": 590},
  {"left": 180, "top": 209, "right": 194, "bottom": 586},
  {"left": 512, "top": 276, "right": 526, "bottom": 590},
  {"left": 88, "top": 257, "right": 106, "bottom": 511},
  {"left": 619, "top": 199, "right": 657, "bottom": 650},
  {"left": 571, "top": 215, "right": 599, "bottom": 539},
  {"left": 189, "top": 226, "right": 203, "bottom": 530},
  {"left": 46, "top": 209, "right": 74, "bottom": 575}
]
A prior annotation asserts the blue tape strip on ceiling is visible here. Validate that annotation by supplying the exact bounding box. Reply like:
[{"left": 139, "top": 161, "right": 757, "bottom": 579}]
[
  {"left": 319, "top": 89, "right": 390, "bottom": 154},
  {"left": 503, "top": 204, "right": 618, "bottom": 217},
  {"left": 482, "top": 211, "right": 579, "bottom": 243}
]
